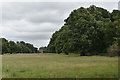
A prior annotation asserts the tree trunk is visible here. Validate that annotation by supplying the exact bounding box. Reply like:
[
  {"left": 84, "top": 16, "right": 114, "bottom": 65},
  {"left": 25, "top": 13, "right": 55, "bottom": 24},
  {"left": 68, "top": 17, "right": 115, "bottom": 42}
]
[
  {"left": 10, "top": 52, "right": 12, "bottom": 54},
  {"left": 65, "top": 52, "right": 69, "bottom": 55},
  {"left": 80, "top": 52, "right": 86, "bottom": 56}
]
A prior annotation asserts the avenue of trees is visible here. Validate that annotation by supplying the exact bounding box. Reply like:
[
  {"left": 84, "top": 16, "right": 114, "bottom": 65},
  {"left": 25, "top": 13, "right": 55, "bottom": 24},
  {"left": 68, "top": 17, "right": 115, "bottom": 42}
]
[
  {"left": 1, "top": 5, "right": 120, "bottom": 56},
  {"left": 0, "top": 38, "right": 38, "bottom": 54},
  {"left": 46, "top": 5, "right": 120, "bottom": 56}
]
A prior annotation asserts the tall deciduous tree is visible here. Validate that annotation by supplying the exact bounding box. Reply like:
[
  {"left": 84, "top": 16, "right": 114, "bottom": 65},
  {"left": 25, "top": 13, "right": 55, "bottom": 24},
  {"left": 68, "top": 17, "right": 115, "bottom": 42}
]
[{"left": 46, "top": 5, "right": 120, "bottom": 56}]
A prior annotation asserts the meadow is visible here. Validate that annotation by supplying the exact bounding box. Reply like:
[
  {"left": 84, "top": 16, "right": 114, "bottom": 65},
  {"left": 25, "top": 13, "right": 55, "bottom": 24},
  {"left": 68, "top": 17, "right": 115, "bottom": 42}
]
[
  {"left": 2, "top": 53, "right": 118, "bottom": 78},
  {"left": 0, "top": 55, "right": 2, "bottom": 79}
]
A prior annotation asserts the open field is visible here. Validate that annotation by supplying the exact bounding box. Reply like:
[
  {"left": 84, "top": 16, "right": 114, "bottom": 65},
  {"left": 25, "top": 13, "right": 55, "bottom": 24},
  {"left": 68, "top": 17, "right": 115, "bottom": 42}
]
[
  {"left": 2, "top": 53, "right": 118, "bottom": 78},
  {"left": 0, "top": 55, "right": 2, "bottom": 79}
]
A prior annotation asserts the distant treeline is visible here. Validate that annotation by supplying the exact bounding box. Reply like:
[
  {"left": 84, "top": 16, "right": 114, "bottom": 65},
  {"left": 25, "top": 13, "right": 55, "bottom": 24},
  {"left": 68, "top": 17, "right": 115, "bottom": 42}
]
[
  {"left": 0, "top": 38, "right": 38, "bottom": 54},
  {"left": 45, "top": 5, "right": 120, "bottom": 56}
]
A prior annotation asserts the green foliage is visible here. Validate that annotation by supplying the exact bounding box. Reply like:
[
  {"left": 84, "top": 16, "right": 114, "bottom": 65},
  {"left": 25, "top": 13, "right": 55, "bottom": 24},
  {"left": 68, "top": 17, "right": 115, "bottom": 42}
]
[
  {"left": 0, "top": 38, "right": 37, "bottom": 54},
  {"left": 46, "top": 5, "right": 120, "bottom": 56}
]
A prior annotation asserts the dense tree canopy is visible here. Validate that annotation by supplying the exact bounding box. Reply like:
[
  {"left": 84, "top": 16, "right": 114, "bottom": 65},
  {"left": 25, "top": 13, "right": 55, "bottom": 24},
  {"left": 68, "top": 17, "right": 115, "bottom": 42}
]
[
  {"left": 0, "top": 38, "right": 38, "bottom": 54},
  {"left": 46, "top": 5, "right": 120, "bottom": 56}
]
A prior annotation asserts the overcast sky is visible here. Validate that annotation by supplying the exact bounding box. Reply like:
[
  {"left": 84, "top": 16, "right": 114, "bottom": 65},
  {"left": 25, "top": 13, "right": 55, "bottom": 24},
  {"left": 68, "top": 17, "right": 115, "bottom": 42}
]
[{"left": 0, "top": 2, "right": 119, "bottom": 48}]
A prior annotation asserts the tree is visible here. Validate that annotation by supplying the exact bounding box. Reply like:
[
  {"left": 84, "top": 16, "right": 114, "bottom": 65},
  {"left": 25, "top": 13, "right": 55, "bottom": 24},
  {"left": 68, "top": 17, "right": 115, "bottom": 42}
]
[
  {"left": 1, "top": 38, "right": 38, "bottom": 54},
  {"left": 46, "top": 5, "right": 120, "bottom": 56}
]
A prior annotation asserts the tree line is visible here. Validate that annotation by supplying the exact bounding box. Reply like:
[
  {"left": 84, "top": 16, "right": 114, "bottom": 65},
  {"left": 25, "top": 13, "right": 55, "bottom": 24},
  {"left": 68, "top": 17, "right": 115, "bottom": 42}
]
[
  {"left": 45, "top": 5, "right": 120, "bottom": 56},
  {"left": 0, "top": 38, "right": 38, "bottom": 54},
  {"left": 1, "top": 5, "right": 120, "bottom": 56}
]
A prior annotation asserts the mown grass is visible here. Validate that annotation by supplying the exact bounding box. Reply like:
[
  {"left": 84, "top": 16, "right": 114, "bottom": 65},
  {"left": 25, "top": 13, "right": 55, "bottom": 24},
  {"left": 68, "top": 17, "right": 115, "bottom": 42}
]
[{"left": 2, "top": 53, "right": 118, "bottom": 78}]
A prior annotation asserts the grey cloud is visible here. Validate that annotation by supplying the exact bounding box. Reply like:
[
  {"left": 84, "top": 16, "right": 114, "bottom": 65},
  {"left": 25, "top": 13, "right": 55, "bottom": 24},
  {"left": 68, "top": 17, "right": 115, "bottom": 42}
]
[
  {"left": 2, "top": 2, "right": 118, "bottom": 23},
  {"left": 2, "top": 2, "right": 85, "bottom": 23},
  {"left": 12, "top": 32, "right": 52, "bottom": 40},
  {"left": 2, "top": 20, "right": 62, "bottom": 32},
  {"left": 3, "top": 31, "right": 52, "bottom": 40}
]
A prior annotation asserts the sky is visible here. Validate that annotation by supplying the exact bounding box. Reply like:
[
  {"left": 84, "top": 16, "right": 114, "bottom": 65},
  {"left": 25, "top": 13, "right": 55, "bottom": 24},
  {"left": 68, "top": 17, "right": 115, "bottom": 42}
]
[{"left": 0, "top": 1, "right": 119, "bottom": 48}]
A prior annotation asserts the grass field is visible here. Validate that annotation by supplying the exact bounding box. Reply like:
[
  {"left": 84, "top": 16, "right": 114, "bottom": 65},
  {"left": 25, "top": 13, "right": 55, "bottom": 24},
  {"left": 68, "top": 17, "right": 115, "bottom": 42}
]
[
  {"left": 0, "top": 55, "right": 2, "bottom": 79},
  {"left": 2, "top": 53, "right": 118, "bottom": 78}
]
